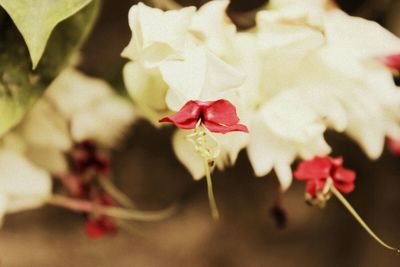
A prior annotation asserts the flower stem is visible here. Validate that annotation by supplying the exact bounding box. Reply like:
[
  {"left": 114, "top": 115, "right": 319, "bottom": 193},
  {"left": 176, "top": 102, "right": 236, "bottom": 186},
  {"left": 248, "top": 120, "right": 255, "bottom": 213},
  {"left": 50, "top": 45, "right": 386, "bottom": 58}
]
[
  {"left": 47, "top": 195, "right": 177, "bottom": 221},
  {"left": 331, "top": 186, "right": 399, "bottom": 253},
  {"left": 203, "top": 158, "right": 220, "bottom": 220},
  {"left": 98, "top": 176, "right": 136, "bottom": 208}
]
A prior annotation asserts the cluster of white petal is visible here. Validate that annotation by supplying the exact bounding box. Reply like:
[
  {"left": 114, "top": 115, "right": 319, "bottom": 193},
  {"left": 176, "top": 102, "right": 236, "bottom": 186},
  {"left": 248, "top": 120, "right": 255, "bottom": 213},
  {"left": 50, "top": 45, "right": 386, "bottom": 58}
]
[
  {"left": 122, "top": 0, "right": 400, "bottom": 190},
  {"left": 0, "top": 68, "right": 135, "bottom": 225}
]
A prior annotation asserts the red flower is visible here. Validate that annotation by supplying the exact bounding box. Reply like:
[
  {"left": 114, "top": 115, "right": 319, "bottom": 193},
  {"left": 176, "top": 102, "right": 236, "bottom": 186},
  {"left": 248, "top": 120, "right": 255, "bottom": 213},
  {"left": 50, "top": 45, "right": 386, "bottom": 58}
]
[
  {"left": 85, "top": 217, "right": 117, "bottom": 240},
  {"left": 85, "top": 193, "right": 117, "bottom": 240},
  {"left": 378, "top": 54, "right": 400, "bottom": 71},
  {"left": 71, "top": 141, "right": 110, "bottom": 176},
  {"left": 294, "top": 156, "right": 356, "bottom": 198},
  {"left": 159, "top": 100, "right": 248, "bottom": 134}
]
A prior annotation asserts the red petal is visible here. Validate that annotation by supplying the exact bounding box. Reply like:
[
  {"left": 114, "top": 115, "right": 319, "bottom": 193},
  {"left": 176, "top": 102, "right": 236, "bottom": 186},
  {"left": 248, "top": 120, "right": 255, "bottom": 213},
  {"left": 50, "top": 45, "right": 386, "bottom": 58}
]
[
  {"left": 329, "top": 156, "right": 343, "bottom": 168},
  {"left": 203, "top": 120, "right": 248, "bottom": 134},
  {"left": 387, "top": 137, "right": 400, "bottom": 156},
  {"left": 332, "top": 167, "right": 356, "bottom": 183},
  {"left": 305, "top": 179, "right": 325, "bottom": 198},
  {"left": 294, "top": 157, "right": 332, "bottom": 181},
  {"left": 159, "top": 101, "right": 202, "bottom": 129},
  {"left": 378, "top": 54, "right": 400, "bottom": 71},
  {"left": 85, "top": 218, "right": 117, "bottom": 240},
  {"left": 334, "top": 182, "right": 355, "bottom": 194},
  {"left": 85, "top": 221, "right": 106, "bottom": 239},
  {"left": 203, "top": 99, "right": 240, "bottom": 126}
]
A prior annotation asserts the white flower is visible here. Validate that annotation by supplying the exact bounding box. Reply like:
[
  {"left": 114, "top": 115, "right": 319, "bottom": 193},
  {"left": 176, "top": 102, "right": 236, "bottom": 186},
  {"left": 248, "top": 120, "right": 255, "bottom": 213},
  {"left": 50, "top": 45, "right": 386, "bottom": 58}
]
[
  {"left": 46, "top": 68, "right": 136, "bottom": 147},
  {"left": 0, "top": 149, "right": 51, "bottom": 225},
  {"left": 122, "top": 2, "right": 245, "bottom": 116}
]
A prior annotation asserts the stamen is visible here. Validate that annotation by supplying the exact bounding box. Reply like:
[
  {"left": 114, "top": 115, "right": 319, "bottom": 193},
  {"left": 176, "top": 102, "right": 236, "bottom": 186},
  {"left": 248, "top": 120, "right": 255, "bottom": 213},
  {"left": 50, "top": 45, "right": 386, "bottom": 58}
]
[
  {"left": 331, "top": 186, "right": 399, "bottom": 253},
  {"left": 187, "top": 124, "right": 220, "bottom": 220}
]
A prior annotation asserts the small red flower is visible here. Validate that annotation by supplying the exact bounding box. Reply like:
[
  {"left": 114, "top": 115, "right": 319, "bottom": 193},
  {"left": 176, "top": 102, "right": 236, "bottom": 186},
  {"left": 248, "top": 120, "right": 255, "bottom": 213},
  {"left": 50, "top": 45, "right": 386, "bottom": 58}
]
[
  {"left": 71, "top": 141, "right": 110, "bottom": 176},
  {"left": 85, "top": 217, "right": 117, "bottom": 240},
  {"left": 378, "top": 54, "right": 400, "bottom": 71},
  {"left": 85, "top": 193, "right": 117, "bottom": 240},
  {"left": 159, "top": 99, "right": 248, "bottom": 134},
  {"left": 294, "top": 156, "right": 356, "bottom": 198}
]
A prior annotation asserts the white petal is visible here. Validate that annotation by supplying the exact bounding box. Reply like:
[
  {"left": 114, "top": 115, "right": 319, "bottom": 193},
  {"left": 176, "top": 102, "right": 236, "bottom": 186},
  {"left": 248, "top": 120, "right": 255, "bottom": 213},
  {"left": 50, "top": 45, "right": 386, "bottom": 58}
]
[
  {"left": 172, "top": 130, "right": 205, "bottom": 180},
  {"left": 160, "top": 47, "right": 207, "bottom": 110},
  {"left": 0, "top": 149, "right": 51, "bottom": 213},
  {"left": 46, "top": 68, "right": 112, "bottom": 119},
  {"left": 71, "top": 97, "right": 135, "bottom": 147},
  {"left": 190, "top": 0, "right": 236, "bottom": 57},
  {"left": 161, "top": 47, "right": 244, "bottom": 110},
  {"left": 260, "top": 90, "right": 326, "bottom": 143},
  {"left": 20, "top": 100, "right": 72, "bottom": 151},
  {"left": 324, "top": 10, "right": 400, "bottom": 58},
  {"left": 247, "top": 117, "right": 296, "bottom": 179},
  {"left": 122, "top": 3, "right": 196, "bottom": 64},
  {"left": 123, "top": 62, "right": 169, "bottom": 125}
]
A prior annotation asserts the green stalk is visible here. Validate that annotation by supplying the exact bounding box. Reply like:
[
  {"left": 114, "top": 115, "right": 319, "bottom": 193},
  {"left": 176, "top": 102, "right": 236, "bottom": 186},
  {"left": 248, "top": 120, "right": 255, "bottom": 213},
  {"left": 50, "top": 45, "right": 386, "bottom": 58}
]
[{"left": 331, "top": 186, "right": 399, "bottom": 253}]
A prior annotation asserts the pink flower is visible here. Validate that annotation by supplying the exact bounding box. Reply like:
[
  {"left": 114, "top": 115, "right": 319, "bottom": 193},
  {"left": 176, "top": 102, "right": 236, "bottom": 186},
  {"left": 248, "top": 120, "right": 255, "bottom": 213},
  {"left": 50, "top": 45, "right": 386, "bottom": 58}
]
[
  {"left": 159, "top": 99, "right": 248, "bottom": 134},
  {"left": 294, "top": 156, "right": 356, "bottom": 198},
  {"left": 378, "top": 54, "right": 400, "bottom": 71}
]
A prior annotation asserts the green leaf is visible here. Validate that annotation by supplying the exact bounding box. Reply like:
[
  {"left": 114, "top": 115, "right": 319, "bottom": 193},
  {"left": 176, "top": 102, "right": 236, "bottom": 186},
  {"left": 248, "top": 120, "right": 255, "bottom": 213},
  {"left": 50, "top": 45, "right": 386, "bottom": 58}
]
[
  {"left": 0, "top": 0, "right": 93, "bottom": 69},
  {"left": 0, "top": 0, "right": 99, "bottom": 136}
]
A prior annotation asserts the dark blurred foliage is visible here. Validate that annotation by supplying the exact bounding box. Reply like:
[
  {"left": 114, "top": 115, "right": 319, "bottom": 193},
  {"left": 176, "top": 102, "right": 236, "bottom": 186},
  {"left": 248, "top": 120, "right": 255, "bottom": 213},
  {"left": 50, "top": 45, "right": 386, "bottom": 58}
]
[{"left": 1, "top": 0, "right": 400, "bottom": 266}]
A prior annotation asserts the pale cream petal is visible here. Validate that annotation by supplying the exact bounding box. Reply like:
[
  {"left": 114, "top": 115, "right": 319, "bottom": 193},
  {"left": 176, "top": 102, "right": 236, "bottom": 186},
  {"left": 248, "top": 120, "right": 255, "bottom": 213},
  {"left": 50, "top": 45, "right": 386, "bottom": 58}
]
[
  {"left": 190, "top": 0, "right": 236, "bottom": 57},
  {"left": 123, "top": 62, "right": 169, "bottom": 125},
  {"left": 324, "top": 10, "right": 400, "bottom": 58},
  {"left": 46, "top": 68, "right": 112, "bottom": 119},
  {"left": 260, "top": 90, "right": 326, "bottom": 143},
  {"left": 247, "top": 117, "right": 296, "bottom": 179},
  {"left": 71, "top": 97, "right": 135, "bottom": 147},
  {"left": 172, "top": 130, "right": 205, "bottom": 180},
  {"left": 0, "top": 149, "right": 51, "bottom": 213},
  {"left": 160, "top": 46, "right": 207, "bottom": 110},
  {"left": 19, "top": 100, "right": 72, "bottom": 152}
]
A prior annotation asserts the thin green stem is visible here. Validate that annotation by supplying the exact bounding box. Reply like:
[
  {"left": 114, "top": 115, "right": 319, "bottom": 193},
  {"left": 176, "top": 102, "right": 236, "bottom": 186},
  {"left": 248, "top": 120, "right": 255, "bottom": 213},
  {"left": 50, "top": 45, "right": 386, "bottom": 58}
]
[
  {"left": 331, "top": 186, "right": 399, "bottom": 253},
  {"left": 203, "top": 158, "right": 220, "bottom": 220}
]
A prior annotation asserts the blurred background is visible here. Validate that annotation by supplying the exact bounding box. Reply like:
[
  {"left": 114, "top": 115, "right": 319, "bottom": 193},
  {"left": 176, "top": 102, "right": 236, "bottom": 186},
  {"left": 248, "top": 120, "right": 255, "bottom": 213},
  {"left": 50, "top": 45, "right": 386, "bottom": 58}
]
[{"left": 1, "top": 0, "right": 400, "bottom": 266}]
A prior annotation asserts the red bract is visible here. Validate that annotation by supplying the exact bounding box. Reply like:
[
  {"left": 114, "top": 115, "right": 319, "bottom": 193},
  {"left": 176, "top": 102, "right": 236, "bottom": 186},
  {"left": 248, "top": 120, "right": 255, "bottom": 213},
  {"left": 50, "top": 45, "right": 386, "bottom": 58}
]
[
  {"left": 378, "top": 54, "right": 400, "bottom": 71},
  {"left": 159, "top": 99, "right": 248, "bottom": 134},
  {"left": 294, "top": 156, "right": 356, "bottom": 198}
]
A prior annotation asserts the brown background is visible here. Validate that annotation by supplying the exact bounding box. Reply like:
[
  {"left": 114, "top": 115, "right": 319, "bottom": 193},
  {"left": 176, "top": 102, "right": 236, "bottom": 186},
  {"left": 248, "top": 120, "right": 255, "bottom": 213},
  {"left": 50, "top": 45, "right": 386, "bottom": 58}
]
[{"left": 1, "top": 0, "right": 400, "bottom": 266}]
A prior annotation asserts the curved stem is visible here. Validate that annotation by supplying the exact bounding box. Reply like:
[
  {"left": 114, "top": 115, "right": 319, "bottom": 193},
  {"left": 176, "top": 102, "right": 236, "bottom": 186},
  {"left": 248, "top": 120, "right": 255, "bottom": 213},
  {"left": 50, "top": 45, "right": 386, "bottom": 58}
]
[
  {"left": 331, "top": 186, "right": 399, "bottom": 253},
  {"left": 203, "top": 158, "right": 220, "bottom": 220},
  {"left": 98, "top": 176, "right": 136, "bottom": 208},
  {"left": 48, "top": 195, "right": 177, "bottom": 222}
]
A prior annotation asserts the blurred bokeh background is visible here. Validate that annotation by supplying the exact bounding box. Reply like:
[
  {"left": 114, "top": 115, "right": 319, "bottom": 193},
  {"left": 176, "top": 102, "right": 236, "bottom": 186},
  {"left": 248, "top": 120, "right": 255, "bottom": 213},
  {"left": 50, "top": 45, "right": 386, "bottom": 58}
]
[{"left": 1, "top": 0, "right": 400, "bottom": 266}]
